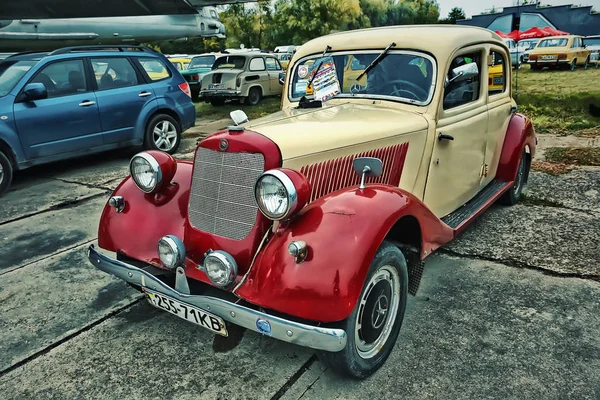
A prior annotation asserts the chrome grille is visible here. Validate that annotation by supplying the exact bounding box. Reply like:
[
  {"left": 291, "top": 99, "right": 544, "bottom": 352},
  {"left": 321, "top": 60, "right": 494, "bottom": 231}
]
[{"left": 189, "top": 147, "right": 265, "bottom": 240}]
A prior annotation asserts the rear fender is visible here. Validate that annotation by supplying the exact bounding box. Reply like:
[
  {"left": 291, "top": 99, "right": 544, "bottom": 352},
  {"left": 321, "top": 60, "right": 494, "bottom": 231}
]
[
  {"left": 235, "top": 184, "right": 453, "bottom": 323},
  {"left": 98, "top": 161, "right": 192, "bottom": 266},
  {"left": 496, "top": 113, "right": 536, "bottom": 182}
]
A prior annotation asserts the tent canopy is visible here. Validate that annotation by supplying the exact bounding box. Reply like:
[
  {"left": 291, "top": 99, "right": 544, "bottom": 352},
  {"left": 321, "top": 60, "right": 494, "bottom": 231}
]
[{"left": 497, "top": 26, "right": 570, "bottom": 42}]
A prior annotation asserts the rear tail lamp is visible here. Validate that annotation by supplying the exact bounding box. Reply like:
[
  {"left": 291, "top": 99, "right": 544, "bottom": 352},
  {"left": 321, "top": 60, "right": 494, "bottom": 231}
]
[
  {"left": 558, "top": 54, "right": 567, "bottom": 60},
  {"left": 529, "top": 55, "right": 538, "bottom": 61},
  {"left": 236, "top": 77, "right": 241, "bottom": 87},
  {"left": 178, "top": 82, "right": 191, "bottom": 97},
  {"left": 192, "top": 75, "right": 199, "bottom": 81}
]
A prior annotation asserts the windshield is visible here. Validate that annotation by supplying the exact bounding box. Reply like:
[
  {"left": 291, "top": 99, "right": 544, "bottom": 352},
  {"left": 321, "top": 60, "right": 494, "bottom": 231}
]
[
  {"left": 212, "top": 56, "right": 246, "bottom": 70},
  {"left": 584, "top": 38, "right": 600, "bottom": 47},
  {"left": 538, "top": 38, "right": 568, "bottom": 48},
  {"left": 189, "top": 56, "right": 216, "bottom": 69},
  {"left": 290, "top": 51, "right": 435, "bottom": 105},
  {"left": 519, "top": 40, "right": 538, "bottom": 50},
  {"left": 0, "top": 60, "right": 37, "bottom": 97}
]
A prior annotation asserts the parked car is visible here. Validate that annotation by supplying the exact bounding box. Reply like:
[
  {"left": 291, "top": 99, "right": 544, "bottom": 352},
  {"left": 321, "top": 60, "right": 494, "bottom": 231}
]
[
  {"left": 517, "top": 38, "right": 540, "bottom": 63},
  {"left": 528, "top": 35, "right": 591, "bottom": 70},
  {"left": 488, "top": 51, "right": 506, "bottom": 93},
  {"left": 275, "top": 52, "right": 293, "bottom": 70},
  {"left": 0, "top": 45, "right": 195, "bottom": 196},
  {"left": 168, "top": 57, "right": 192, "bottom": 71},
  {"left": 180, "top": 53, "right": 228, "bottom": 100},
  {"left": 584, "top": 35, "right": 600, "bottom": 68},
  {"left": 89, "top": 26, "right": 535, "bottom": 379},
  {"left": 200, "top": 52, "right": 284, "bottom": 106},
  {"left": 503, "top": 38, "right": 522, "bottom": 68}
]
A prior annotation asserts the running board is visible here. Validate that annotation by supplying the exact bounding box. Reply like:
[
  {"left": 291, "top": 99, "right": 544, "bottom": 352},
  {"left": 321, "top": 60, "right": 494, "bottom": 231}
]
[{"left": 441, "top": 179, "right": 512, "bottom": 232}]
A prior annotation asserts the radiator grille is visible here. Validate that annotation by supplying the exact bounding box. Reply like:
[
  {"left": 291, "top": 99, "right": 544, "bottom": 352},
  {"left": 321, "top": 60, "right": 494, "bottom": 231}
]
[
  {"left": 189, "top": 148, "right": 265, "bottom": 240},
  {"left": 300, "top": 143, "right": 409, "bottom": 201}
]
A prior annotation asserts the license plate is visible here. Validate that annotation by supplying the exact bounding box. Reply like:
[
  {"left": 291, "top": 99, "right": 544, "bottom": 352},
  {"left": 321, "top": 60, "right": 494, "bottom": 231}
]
[
  {"left": 208, "top": 84, "right": 224, "bottom": 90},
  {"left": 144, "top": 289, "right": 228, "bottom": 336},
  {"left": 541, "top": 55, "right": 556, "bottom": 60},
  {"left": 493, "top": 77, "right": 503, "bottom": 85}
]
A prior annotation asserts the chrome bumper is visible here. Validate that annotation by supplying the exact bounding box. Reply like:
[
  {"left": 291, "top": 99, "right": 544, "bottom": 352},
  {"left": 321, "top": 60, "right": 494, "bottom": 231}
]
[
  {"left": 88, "top": 245, "right": 347, "bottom": 352},
  {"left": 200, "top": 90, "right": 242, "bottom": 97}
]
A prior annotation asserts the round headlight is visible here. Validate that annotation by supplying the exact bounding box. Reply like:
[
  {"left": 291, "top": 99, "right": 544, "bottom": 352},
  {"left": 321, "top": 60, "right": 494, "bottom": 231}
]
[
  {"left": 158, "top": 235, "right": 185, "bottom": 270},
  {"left": 204, "top": 251, "right": 238, "bottom": 288},
  {"left": 255, "top": 170, "right": 297, "bottom": 220},
  {"left": 130, "top": 152, "right": 162, "bottom": 193}
]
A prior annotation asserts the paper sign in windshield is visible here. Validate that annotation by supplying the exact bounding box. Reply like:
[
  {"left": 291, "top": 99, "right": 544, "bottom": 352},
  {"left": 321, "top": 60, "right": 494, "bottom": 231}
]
[{"left": 308, "top": 56, "right": 340, "bottom": 101}]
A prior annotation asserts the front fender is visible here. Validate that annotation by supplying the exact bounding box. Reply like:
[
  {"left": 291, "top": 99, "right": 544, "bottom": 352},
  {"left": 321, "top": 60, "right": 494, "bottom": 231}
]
[
  {"left": 98, "top": 161, "right": 192, "bottom": 266},
  {"left": 235, "top": 184, "right": 453, "bottom": 323},
  {"left": 496, "top": 113, "right": 536, "bottom": 182}
]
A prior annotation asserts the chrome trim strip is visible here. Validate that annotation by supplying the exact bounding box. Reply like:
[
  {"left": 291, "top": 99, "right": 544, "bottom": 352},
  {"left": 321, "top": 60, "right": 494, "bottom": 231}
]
[{"left": 88, "top": 245, "right": 347, "bottom": 352}]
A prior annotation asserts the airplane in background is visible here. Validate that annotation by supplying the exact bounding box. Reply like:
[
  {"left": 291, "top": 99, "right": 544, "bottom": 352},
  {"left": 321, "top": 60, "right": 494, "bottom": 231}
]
[{"left": 0, "top": 0, "right": 253, "bottom": 52}]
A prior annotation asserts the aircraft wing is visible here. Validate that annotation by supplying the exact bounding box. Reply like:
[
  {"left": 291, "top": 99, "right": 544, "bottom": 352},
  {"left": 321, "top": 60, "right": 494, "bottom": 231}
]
[{"left": 1, "top": 0, "right": 254, "bottom": 19}]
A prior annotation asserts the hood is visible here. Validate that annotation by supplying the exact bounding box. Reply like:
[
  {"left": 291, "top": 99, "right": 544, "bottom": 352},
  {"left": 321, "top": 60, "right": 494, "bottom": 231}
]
[{"left": 245, "top": 102, "right": 429, "bottom": 161}]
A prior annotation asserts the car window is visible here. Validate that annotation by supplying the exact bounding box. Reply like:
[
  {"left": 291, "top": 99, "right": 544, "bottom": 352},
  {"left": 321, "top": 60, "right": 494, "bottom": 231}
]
[
  {"left": 210, "top": 10, "right": 218, "bottom": 19},
  {"left": 212, "top": 56, "right": 246, "bottom": 70},
  {"left": 31, "top": 59, "right": 88, "bottom": 98},
  {"left": 189, "top": 55, "right": 216, "bottom": 69},
  {"left": 488, "top": 50, "right": 506, "bottom": 96},
  {"left": 539, "top": 38, "right": 568, "bottom": 48},
  {"left": 443, "top": 52, "right": 481, "bottom": 110},
  {"left": 265, "top": 57, "right": 280, "bottom": 71},
  {"left": 0, "top": 60, "right": 37, "bottom": 97},
  {"left": 172, "top": 62, "right": 182, "bottom": 70},
  {"left": 350, "top": 57, "right": 365, "bottom": 71},
  {"left": 249, "top": 57, "right": 266, "bottom": 71},
  {"left": 137, "top": 57, "right": 170, "bottom": 81},
  {"left": 91, "top": 57, "right": 138, "bottom": 90}
]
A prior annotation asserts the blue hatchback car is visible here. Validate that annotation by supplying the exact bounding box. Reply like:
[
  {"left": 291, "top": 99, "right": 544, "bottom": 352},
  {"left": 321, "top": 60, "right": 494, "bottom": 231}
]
[{"left": 0, "top": 45, "right": 196, "bottom": 196}]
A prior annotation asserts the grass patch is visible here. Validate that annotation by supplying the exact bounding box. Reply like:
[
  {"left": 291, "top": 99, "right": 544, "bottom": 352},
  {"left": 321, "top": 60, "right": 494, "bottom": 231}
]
[
  {"left": 514, "top": 68, "right": 600, "bottom": 135},
  {"left": 194, "top": 96, "right": 281, "bottom": 121},
  {"left": 544, "top": 147, "right": 600, "bottom": 166}
]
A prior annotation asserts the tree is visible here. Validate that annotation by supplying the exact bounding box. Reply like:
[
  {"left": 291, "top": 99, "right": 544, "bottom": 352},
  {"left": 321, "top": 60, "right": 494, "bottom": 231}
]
[{"left": 447, "top": 7, "right": 466, "bottom": 23}]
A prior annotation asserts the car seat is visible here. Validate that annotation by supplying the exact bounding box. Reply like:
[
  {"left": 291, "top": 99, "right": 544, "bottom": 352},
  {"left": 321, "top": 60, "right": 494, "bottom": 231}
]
[
  {"left": 100, "top": 74, "right": 114, "bottom": 89},
  {"left": 68, "top": 71, "right": 86, "bottom": 92}
]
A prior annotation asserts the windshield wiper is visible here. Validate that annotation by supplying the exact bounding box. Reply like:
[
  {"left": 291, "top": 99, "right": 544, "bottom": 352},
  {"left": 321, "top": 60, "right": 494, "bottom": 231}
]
[
  {"left": 306, "top": 45, "right": 332, "bottom": 89},
  {"left": 356, "top": 42, "right": 396, "bottom": 81}
]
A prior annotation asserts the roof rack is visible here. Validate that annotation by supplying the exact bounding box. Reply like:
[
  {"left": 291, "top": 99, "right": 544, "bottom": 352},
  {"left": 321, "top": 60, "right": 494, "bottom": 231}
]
[
  {"left": 4, "top": 50, "right": 50, "bottom": 59},
  {"left": 49, "top": 45, "right": 157, "bottom": 55}
]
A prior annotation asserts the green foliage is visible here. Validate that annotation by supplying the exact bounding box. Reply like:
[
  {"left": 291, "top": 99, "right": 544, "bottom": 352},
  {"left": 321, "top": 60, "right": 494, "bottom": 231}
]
[{"left": 440, "top": 7, "right": 466, "bottom": 24}]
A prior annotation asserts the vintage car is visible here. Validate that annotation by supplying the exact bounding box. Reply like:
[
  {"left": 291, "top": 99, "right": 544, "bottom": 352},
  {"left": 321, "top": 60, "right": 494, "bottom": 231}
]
[
  {"left": 181, "top": 53, "right": 228, "bottom": 100},
  {"left": 200, "top": 52, "right": 284, "bottom": 106},
  {"left": 89, "top": 26, "right": 536, "bottom": 379},
  {"left": 503, "top": 38, "right": 522, "bottom": 68},
  {"left": 584, "top": 35, "right": 600, "bottom": 68},
  {"left": 488, "top": 51, "right": 506, "bottom": 93},
  {"left": 276, "top": 52, "right": 293, "bottom": 70},
  {"left": 168, "top": 57, "right": 192, "bottom": 72},
  {"left": 528, "top": 35, "right": 591, "bottom": 70}
]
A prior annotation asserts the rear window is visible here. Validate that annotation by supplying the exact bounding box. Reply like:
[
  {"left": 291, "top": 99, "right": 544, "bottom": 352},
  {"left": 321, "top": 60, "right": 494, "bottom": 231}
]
[
  {"left": 538, "top": 38, "right": 569, "bottom": 48},
  {"left": 137, "top": 57, "right": 171, "bottom": 81},
  {"left": 0, "top": 60, "right": 37, "bottom": 97},
  {"left": 212, "top": 56, "right": 246, "bottom": 70},
  {"left": 189, "top": 55, "right": 215, "bottom": 69}
]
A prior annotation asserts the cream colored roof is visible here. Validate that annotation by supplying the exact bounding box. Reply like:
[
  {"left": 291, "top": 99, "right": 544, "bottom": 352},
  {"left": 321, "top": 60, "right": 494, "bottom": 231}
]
[{"left": 295, "top": 25, "right": 504, "bottom": 61}]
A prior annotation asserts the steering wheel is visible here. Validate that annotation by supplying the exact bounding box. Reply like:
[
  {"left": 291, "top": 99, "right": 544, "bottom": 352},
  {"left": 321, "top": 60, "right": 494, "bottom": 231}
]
[{"left": 387, "top": 79, "right": 428, "bottom": 101}]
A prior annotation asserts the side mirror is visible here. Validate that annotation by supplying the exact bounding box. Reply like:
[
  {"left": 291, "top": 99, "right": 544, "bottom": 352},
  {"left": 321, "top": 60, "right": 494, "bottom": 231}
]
[
  {"left": 445, "top": 63, "right": 479, "bottom": 88},
  {"left": 230, "top": 110, "right": 249, "bottom": 126},
  {"left": 278, "top": 72, "right": 285, "bottom": 85},
  {"left": 22, "top": 83, "right": 47, "bottom": 101},
  {"left": 353, "top": 157, "right": 383, "bottom": 190}
]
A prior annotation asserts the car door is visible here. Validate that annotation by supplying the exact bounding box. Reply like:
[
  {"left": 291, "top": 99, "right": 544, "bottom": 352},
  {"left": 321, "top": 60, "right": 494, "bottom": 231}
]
[
  {"left": 90, "top": 56, "right": 156, "bottom": 145},
  {"left": 265, "top": 57, "right": 283, "bottom": 94},
  {"left": 13, "top": 58, "right": 102, "bottom": 159},
  {"left": 423, "top": 47, "right": 488, "bottom": 218},
  {"left": 247, "top": 57, "right": 270, "bottom": 95}
]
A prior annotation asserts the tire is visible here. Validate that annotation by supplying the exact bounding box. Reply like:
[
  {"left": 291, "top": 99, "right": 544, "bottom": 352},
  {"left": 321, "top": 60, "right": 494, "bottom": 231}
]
[
  {"left": 246, "top": 87, "right": 262, "bottom": 106},
  {"left": 498, "top": 150, "right": 529, "bottom": 206},
  {"left": 210, "top": 98, "right": 226, "bottom": 106},
  {"left": 191, "top": 90, "right": 200, "bottom": 101},
  {"left": 144, "top": 114, "right": 181, "bottom": 154},
  {"left": 584, "top": 57, "right": 590, "bottom": 70},
  {"left": 531, "top": 64, "right": 542, "bottom": 71},
  {"left": 318, "top": 241, "right": 408, "bottom": 379},
  {"left": 0, "top": 150, "right": 13, "bottom": 197},
  {"left": 570, "top": 59, "right": 577, "bottom": 71}
]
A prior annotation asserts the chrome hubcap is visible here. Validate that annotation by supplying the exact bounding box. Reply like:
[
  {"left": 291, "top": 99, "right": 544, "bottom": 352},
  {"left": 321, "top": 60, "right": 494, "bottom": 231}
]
[
  {"left": 355, "top": 265, "right": 400, "bottom": 359},
  {"left": 153, "top": 121, "right": 177, "bottom": 151}
]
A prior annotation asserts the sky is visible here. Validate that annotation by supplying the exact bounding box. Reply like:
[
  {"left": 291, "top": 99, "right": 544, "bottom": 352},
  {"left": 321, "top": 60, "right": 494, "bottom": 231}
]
[{"left": 438, "top": 0, "right": 600, "bottom": 19}]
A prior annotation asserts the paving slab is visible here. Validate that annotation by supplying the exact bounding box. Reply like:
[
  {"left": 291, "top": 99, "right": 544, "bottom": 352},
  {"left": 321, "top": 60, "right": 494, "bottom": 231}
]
[
  {"left": 0, "top": 195, "right": 106, "bottom": 273},
  {"left": 0, "top": 245, "right": 141, "bottom": 371},
  {"left": 446, "top": 204, "right": 600, "bottom": 277},
  {"left": 285, "top": 254, "right": 600, "bottom": 400},
  {"left": 525, "top": 169, "right": 600, "bottom": 215},
  {"left": 0, "top": 301, "right": 312, "bottom": 400},
  {"left": 0, "top": 180, "right": 106, "bottom": 225}
]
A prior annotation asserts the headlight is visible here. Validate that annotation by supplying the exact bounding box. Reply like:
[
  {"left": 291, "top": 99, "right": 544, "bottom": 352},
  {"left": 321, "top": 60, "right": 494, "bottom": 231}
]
[
  {"left": 130, "top": 152, "right": 162, "bottom": 193},
  {"left": 255, "top": 170, "right": 297, "bottom": 220},
  {"left": 204, "top": 251, "right": 238, "bottom": 288},
  {"left": 158, "top": 235, "right": 185, "bottom": 270}
]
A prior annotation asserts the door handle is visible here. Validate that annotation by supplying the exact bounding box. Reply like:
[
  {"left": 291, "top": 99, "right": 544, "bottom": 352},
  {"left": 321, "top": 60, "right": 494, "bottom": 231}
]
[
  {"left": 139, "top": 92, "right": 152, "bottom": 97},
  {"left": 78, "top": 101, "right": 96, "bottom": 107},
  {"left": 438, "top": 133, "right": 454, "bottom": 141}
]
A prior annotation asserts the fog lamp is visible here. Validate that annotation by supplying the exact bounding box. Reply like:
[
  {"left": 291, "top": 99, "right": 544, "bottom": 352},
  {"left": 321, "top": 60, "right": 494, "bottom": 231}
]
[
  {"left": 288, "top": 241, "right": 308, "bottom": 263},
  {"left": 204, "top": 251, "right": 238, "bottom": 288},
  {"left": 158, "top": 235, "right": 185, "bottom": 270}
]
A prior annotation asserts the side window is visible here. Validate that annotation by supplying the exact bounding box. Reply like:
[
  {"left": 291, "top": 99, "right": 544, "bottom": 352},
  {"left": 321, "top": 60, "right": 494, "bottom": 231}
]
[
  {"left": 265, "top": 58, "right": 280, "bottom": 71},
  {"left": 137, "top": 57, "right": 171, "bottom": 81},
  {"left": 488, "top": 50, "right": 506, "bottom": 96},
  {"left": 249, "top": 57, "right": 266, "bottom": 72},
  {"left": 30, "top": 59, "right": 87, "bottom": 98},
  {"left": 443, "top": 52, "right": 481, "bottom": 110},
  {"left": 91, "top": 57, "right": 138, "bottom": 90}
]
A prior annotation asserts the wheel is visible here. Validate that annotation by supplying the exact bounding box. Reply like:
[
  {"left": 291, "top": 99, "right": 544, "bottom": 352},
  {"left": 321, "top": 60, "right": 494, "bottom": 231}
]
[
  {"left": 531, "top": 64, "right": 542, "bottom": 71},
  {"left": 317, "top": 241, "right": 408, "bottom": 379},
  {"left": 0, "top": 150, "right": 13, "bottom": 197},
  {"left": 499, "top": 150, "right": 529, "bottom": 206},
  {"left": 245, "top": 87, "right": 262, "bottom": 106},
  {"left": 144, "top": 114, "right": 181, "bottom": 154},
  {"left": 191, "top": 90, "right": 200, "bottom": 101},
  {"left": 584, "top": 57, "right": 590, "bottom": 70},
  {"left": 210, "top": 98, "right": 226, "bottom": 106},
  {"left": 570, "top": 59, "right": 577, "bottom": 71}
]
